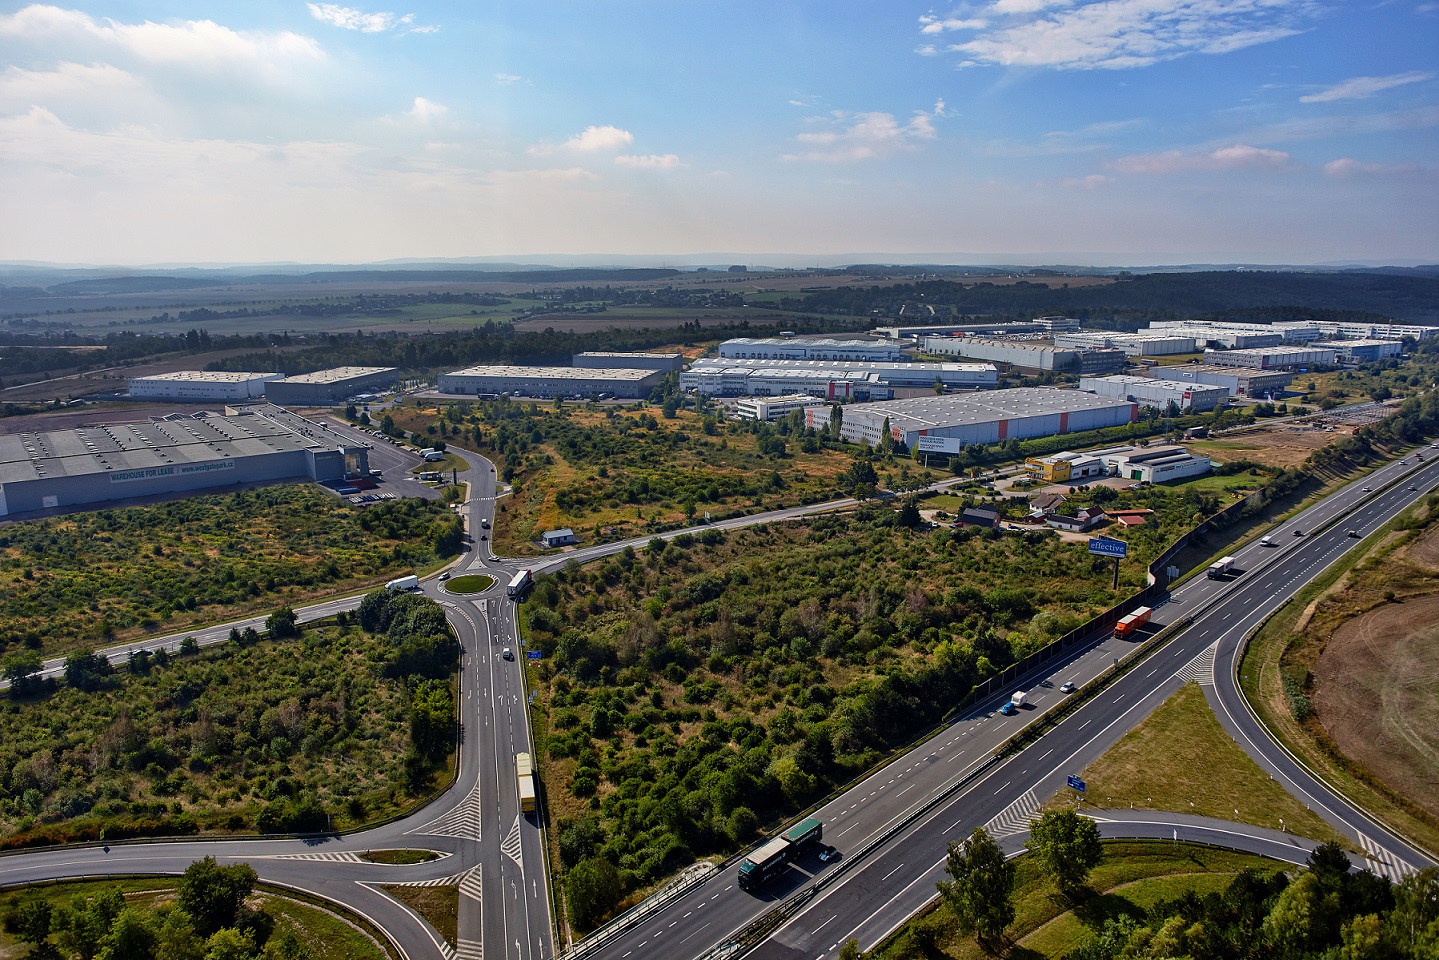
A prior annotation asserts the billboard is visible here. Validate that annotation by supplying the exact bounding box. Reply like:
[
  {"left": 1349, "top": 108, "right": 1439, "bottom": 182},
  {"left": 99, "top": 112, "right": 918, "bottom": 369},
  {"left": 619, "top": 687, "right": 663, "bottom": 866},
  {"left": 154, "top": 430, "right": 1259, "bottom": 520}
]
[
  {"left": 1088, "top": 537, "right": 1128, "bottom": 559},
  {"left": 917, "top": 435, "right": 962, "bottom": 454}
]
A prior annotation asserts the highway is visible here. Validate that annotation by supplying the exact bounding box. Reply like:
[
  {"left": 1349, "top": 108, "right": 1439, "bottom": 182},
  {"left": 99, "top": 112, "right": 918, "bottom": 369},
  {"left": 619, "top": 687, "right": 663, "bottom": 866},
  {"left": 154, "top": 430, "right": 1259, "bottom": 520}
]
[{"left": 1, "top": 424, "right": 1436, "bottom": 960}]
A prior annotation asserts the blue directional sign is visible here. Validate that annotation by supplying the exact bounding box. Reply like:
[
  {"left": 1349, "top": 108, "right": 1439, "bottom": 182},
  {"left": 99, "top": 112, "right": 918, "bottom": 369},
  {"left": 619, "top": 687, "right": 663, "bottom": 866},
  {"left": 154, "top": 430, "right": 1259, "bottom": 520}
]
[
  {"left": 1067, "top": 775, "right": 1087, "bottom": 793},
  {"left": 1088, "top": 537, "right": 1128, "bottom": 559},
  {"left": 526, "top": 650, "right": 542, "bottom": 660}
]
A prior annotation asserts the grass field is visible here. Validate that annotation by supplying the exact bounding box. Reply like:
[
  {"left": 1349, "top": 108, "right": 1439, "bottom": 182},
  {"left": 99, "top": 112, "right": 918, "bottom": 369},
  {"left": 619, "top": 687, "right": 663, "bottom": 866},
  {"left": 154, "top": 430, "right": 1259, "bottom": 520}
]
[
  {"left": 1052, "top": 683, "right": 1345, "bottom": 846},
  {"left": 0, "top": 878, "right": 392, "bottom": 960},
  {"left": 1242, "top": 494, "right": 1439, "bottom": 856},
  {"left": 871, "top": 841, "right": 1282, "bottom": 960},
  {"left": 360, "top": 849, "right": 441, "bottom": 864},
  {"left": 445, "top": 574, "right": 494, "bottom": 594},
  {"left": 380, "top": 884, "right": 457, "bottom": 948}
]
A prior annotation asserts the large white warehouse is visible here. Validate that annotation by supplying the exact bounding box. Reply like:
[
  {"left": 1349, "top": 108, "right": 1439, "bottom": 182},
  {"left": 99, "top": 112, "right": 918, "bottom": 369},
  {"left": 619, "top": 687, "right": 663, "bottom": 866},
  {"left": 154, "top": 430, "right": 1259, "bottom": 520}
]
[
  {"left": 1054, "top": 333, "right": 1198, "bottom": 357},
  {"left": 806, "top": 388, "right": 1136, "bottom": 452},
  {"left": 437, "top": 365, "right": 664, "bottom": 399},
  {"left": 716, "top": 337, "right": 905, "bottom": 362},
  {"left": 1204, "top": 346, "right": 1337, "bottom": 370},
  {"left": 129, "top": 371, "right": 282, "bottom": 402},
  {"left": 682, "top": 358, "right": 997, "bottom": 396},
  {"left": 1152, "top": 364, "right": 1292, "bottom": 398},
  {"left": 923, "top": 337, "right": 1127, "bottom": 374},
  {"left": 1080, "top": 375, "right": 1229, "bottom": 412}
]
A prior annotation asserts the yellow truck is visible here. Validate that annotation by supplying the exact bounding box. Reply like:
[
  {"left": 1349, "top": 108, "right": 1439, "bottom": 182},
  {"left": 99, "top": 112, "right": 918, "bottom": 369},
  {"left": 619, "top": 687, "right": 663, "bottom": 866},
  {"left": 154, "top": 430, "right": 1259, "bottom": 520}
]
[{"left": 516, "top": 752, "right": 536, "bottom": 813}]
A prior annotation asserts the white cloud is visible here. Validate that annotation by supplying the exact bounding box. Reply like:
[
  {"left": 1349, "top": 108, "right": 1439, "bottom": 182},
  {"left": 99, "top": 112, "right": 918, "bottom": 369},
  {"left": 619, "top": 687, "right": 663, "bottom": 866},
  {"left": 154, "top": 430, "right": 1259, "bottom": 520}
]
[
  {"left": 306, "top": 3, "right": 433, "bottom": 34},
  {"left": 406, "top": 96, "right": 447, "bottom": 123},
  {"left": 933, "top": 0, "right": 1315, "bottom": 70},
  {"left": 1111, "top": 143, "right": 1292, "bottom": 174},
  {"left": 1300, "top": 71, "right": 1433, "bottom": 103},
  {"left": 1062, "top": 173, "right": 1109, "bottom": 189},
  {"left": 615, "top": 153, "right": 681, "bottom": 169},
  {"left": 565, "top": 125, "right": 634, "bottom": 152},
  {"left": 1324, "top": 158, "right": 1432, "bottom": 178},
  {"left": 918, "top": 15, "right": 988, "bottom": 34},
  {"left": 494, "top": 73, "right": 524, "bottom": 85},
  {"left": 785, "top": 110, "right": 938, "bottom": 163},
  {"left": 0, "top": 4, "right": 324, "bottom": 72}
]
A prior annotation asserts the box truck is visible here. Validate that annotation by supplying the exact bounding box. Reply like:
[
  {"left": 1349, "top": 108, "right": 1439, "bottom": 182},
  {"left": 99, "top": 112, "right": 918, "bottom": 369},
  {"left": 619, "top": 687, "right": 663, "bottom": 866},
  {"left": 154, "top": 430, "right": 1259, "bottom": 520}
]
[
  {"left": 1113, "top": 606, "right": 1152, "bottom": 639},
  {"left": 1206, "top": 555, "right": 1236, "bottom": 579}
]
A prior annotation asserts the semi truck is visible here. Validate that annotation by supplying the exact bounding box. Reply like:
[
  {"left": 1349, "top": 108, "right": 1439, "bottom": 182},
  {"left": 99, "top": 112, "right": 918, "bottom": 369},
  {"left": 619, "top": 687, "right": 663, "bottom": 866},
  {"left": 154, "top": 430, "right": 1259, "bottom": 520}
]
[
  {"left": 386, "top": 575, "right": 419, "bottom": 592},
  {"left": 507, "top": 569, "right": 533, "bottom": 598},
  {"left": 1206, "top": 555, "right": 1237, "bottom": 579},
  {"left": 737, "top": 817, "right": 823, "bottom": 891},
  {"left": 516, "top": 752, "right": 536, "bottom": 813},
  {"left": 1113, "top": 606, "right": 1152, "bottom": 639}
]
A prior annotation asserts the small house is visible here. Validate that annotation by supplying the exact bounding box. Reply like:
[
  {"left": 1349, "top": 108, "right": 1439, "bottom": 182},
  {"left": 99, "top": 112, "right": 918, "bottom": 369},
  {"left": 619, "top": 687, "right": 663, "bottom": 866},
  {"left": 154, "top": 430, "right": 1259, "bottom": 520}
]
[
  {"left": 540, "top": 528, "right": 577, "bottom": 548},
  {"left": 959, "top": 507, "right": 1001, "bottom": 528},
  {"left": 1044, "top": 506, "right": 1106, "bottom": 532}
]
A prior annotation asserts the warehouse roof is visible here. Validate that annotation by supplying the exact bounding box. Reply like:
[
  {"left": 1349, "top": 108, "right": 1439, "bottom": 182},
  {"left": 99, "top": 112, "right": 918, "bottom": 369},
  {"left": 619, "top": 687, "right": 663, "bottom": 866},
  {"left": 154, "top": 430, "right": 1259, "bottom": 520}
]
[
  {"left": 844, "top": 388, "right": 1132, "bottom": 430},
  {"left": 575, "top": 351, "right": 684, "bottom": 359},
  {"left": 0, "top": 413, "right": 335, "bottom": 484},
  {"left": 689, "top": 358, "right": 994, "bottom": 374},
  {"left": 1148, "top": 364, "right": 1291, "bottom": 379},
  {"left": 130, "top": 370, "right": 280, "bottom": 383},
  {"left": 273, "top": 366, "right": 396, "bottom": 385},
  {"left": 444, "top": 365, "right": 659, "bottom": 381}
]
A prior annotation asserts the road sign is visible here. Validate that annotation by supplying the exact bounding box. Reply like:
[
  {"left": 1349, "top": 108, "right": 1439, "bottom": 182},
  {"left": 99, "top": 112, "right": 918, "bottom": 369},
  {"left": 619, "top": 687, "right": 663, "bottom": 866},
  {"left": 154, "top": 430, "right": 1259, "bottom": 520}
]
[
  {"left": 526, "top": 650, "right": 542, "bottom": 659},
  {"left": 1088, "top": 537, "right": 1128, "bottom": 559},
  {"left": 1067, "top": 775, "right": 1087, "bottom": 793}
]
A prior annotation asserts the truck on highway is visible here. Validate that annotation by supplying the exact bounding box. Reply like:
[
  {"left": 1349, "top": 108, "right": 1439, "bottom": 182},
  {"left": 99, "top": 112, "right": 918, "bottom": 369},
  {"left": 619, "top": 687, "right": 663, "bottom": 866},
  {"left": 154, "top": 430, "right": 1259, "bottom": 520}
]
[
  {"left": 507, "top": 569, "right": 533, "bottom": 598},
  {"left": 1113, "top": 606, "right": 1152, "bottom": 639},
  {"left": 516, "top": 752, "right": 536, "bottom": 814},
  {"left": 1206, "top": 555, "right": 1237, "bottom": 579},
  {"left": 737, "top": 817, "right": 823, "bottom": 891},
  {"left": 385, "top": 575, "right": 419, "bottom": 592}
]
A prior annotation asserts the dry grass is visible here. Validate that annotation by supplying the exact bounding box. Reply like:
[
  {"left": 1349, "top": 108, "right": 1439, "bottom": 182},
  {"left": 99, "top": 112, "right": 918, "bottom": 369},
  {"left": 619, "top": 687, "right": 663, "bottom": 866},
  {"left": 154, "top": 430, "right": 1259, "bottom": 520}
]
[
  {"left": 1051, "top": 683, "right": 1346, "bottom": 846},
  {"left": 380, "top": 884, "right": 458, "bottom": 948}
]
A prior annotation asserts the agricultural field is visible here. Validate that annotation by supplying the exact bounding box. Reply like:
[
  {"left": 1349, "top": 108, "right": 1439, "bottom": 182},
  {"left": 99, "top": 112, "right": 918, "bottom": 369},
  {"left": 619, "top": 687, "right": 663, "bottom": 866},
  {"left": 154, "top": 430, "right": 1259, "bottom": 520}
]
[
  {"left": 0, "top": 485, "right": 461, "bottom": 659},
  {"left": 1245, "top": 491, "right": 1439, "bottom": 854},
  {"left": 521, "top": 507, "right": 1181, "bottom": 927},
  {"left": 386, "top": 398, "right": 862, "bottom": 553},
  {"left": 0, "top": 590, "right": 458, "bottom": 848}
]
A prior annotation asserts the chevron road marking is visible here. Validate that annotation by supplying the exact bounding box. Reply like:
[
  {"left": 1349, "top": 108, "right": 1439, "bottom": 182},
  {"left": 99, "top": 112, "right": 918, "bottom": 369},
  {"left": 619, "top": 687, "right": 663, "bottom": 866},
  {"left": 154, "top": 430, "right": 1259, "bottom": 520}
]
[
  {"left": 500, "top": 816, "right": 523, "bottom": 867},
  {"left": 265, "top": 851, "right": 363, "bottom": 862},
  {"left": 407, "top": 781, "right": 483, "bottom": 842},
  {"left": 1359, "top": 832, "right": 1417, "bottom": 883},
  {"left": 1175, "top": 640, "right": 1218, "bottom": 686},
  {"left": 984, "top": 788, "right": 1040, "bottom": 840}
]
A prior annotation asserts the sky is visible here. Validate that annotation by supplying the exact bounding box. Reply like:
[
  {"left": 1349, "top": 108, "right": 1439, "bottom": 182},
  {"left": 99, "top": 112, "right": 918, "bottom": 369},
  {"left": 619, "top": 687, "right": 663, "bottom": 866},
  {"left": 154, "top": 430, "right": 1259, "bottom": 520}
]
[{"left": 0, "top": 0, "right": 1436, "bottom": 266}]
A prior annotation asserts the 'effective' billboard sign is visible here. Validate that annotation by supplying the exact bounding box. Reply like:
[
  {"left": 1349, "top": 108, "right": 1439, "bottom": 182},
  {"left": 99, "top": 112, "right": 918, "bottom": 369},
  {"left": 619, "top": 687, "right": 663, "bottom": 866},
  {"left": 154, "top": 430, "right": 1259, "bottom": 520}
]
[{"left": 1088, "top": 537, "right": 1128, "bottom": 559}]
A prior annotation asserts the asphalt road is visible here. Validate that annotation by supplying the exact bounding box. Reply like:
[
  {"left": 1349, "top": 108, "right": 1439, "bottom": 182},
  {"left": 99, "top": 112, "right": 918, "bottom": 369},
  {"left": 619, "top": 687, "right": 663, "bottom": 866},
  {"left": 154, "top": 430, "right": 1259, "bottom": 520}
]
[{"left": 3, "top": 438, "right": 1436, "bottom": 960}]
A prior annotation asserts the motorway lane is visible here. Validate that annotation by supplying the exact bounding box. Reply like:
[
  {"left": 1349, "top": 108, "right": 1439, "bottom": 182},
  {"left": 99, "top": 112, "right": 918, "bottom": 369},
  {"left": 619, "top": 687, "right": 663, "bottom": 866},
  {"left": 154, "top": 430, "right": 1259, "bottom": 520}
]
[{"left": 578, "top": 449, "right": 1439, "bottom": 960}]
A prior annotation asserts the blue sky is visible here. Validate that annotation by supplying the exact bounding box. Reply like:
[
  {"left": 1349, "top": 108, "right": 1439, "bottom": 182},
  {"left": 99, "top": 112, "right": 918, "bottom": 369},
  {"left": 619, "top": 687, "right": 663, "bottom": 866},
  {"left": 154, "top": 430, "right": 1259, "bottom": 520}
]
[{"left": 0, "top": 0, "right": 1435, "bottom": 265}]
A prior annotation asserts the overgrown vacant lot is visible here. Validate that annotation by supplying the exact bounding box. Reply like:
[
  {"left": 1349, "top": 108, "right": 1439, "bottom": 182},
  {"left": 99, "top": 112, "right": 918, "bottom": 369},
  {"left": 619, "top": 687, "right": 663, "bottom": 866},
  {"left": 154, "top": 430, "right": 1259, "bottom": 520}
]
[
  {"left": 386, "top": 398, "right": 859, "bottom": 552},
  {"left": 0, "top": 486, "right": 461, "bottom": 658},
  {"left": 522, "top": 508, "right": 1154, "bottom": 927},
  {"left": 0, "top": 592, "right": 459, "bottom": 848}
]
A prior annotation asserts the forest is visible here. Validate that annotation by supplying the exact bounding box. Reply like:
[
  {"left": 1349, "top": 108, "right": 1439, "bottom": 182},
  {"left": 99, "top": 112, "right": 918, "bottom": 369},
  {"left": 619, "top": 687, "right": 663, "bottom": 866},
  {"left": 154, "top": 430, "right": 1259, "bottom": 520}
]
[
  {"left": 0, "top": 486, "right": 460, "bottom": 659},
  {"left": 0, "top": 590, "right": 458, "bottom": 848},
  {"left": 520, "top": 502, "right": 1213, "bottom": 929}
]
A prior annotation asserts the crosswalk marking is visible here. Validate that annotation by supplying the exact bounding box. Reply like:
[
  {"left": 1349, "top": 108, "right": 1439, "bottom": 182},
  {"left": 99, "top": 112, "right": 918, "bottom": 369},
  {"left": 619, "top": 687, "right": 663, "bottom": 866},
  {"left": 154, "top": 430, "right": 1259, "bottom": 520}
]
[
  {"left": 1358, "top": 832, "right": 1416, "bottom": 883},
  {"left": 500, "top": 816, "right": 523, "bottom": 867},
  {"left": 985, "top": 788, "right": 1040, "bottom": 840},
  {"left": 406, "top": 781, "right": 483, "bottom": 842},
  {"left": 1176, "top": 641, "right": 1218, "bottom": 686},
  {"left": 265, "top": 851, "right": 363, "bottom": 863},
  {"left": 456, "top": 938, "right": 483, "bottom": 960}
]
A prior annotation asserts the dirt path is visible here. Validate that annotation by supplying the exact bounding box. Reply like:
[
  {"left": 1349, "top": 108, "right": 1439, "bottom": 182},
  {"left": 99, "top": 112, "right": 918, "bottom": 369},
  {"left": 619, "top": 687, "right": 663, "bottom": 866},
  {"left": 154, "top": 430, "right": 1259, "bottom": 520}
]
[{"left": 1311, "top": 593, "right": 1439, "bottom": 821}]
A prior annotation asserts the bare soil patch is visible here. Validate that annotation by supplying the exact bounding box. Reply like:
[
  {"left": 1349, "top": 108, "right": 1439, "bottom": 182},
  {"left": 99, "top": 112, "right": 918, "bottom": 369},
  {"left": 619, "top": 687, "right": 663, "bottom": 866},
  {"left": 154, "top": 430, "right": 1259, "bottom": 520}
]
[
  {"left": 1190, "top": 424, "right": 1337, "bottom": 469},
  {"left": 1312, "top": 593, "right": 1439, "bottom": 821},
  {"left": 1404, "top": 523, "right": 1439, "bottom": 570}
]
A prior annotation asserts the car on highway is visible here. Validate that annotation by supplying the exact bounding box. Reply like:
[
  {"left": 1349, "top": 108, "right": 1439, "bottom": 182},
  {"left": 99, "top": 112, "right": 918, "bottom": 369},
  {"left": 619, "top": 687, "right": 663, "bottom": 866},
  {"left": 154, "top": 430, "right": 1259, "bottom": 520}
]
[
  {"left": 502, "top": 647, "right": 514, "bottom": 660},
  {"left": 999, "top": 702, "right": 1018, "bottom": 716},
  {"left": 1362, "top": 486, "right": 1371, "bottom": 492},
  {"left": 818, "top": 845, "right": 840, "bottom": 863},
  {"left": 1347, "top": 529, "right": 1361, "bottom": 537},
  {"left": 1409, "top": 486, "right": 1418, "bottom": 492},
  {"left": 1060, "top": 681, "right": 1077, "bottom": 694},
  {"left": 481, "top": 519, "right": 491, "bottom": 528},
  {"left": 1294, "top": 529, "right": 1304, "bottom": 537}
]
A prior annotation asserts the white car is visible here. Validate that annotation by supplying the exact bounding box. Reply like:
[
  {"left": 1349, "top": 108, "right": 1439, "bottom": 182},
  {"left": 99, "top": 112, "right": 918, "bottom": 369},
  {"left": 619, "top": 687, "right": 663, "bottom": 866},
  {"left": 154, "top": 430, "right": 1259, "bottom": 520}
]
[
  {"left": 1060, "top": 681, "right": 1076, "bottom": 694},
  {"left": 502, "top": 647, "right": 514, "bottom": 660}
]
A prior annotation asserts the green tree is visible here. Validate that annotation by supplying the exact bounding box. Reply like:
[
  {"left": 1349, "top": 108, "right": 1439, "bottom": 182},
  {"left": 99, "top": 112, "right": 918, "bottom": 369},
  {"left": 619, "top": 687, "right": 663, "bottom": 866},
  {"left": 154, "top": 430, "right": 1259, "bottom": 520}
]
[
  {"left": 838, "top": 938, "right": 861, "bottom": 960},
  {"left": 178, "top": 857, "right": 258, "bottom": 937},
  {"left": 265, "top": 607, "right": 298, "bottom": 639},
  {"left": 99, "top": 908, "right": 159, "bottom": 960},
  {"left": 64, "top": 649, "right": 114, "bottom": 691},
  {"left": 11, "top": 897, "right": 53, "bottom": 946},
  {"left": 2, "top": 650, "right": 44, "bottom": 697},
  {"left": 1027, "top": 809, "right": 1104, "bottom": 897},
  {"left": 936, "top": 827, "right": 1015, "bottom": 949},
  {"left": 1388, "top": 868, "right": 1439, "bottom": 958},
  {"left": 263, "top": 928, "right": 311, "bottom": 960},
  {"left": 897, "top": 499, "right": 922, "bottom": 528},
  {"left": 156, "top": 909, "right": 205, "bottom": 960},
  {"left": 567, "top": 856, "right": 621, "bottom": 930},
  {"left": 203, "top": 927, "right": 255, "bottom": 960}
]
